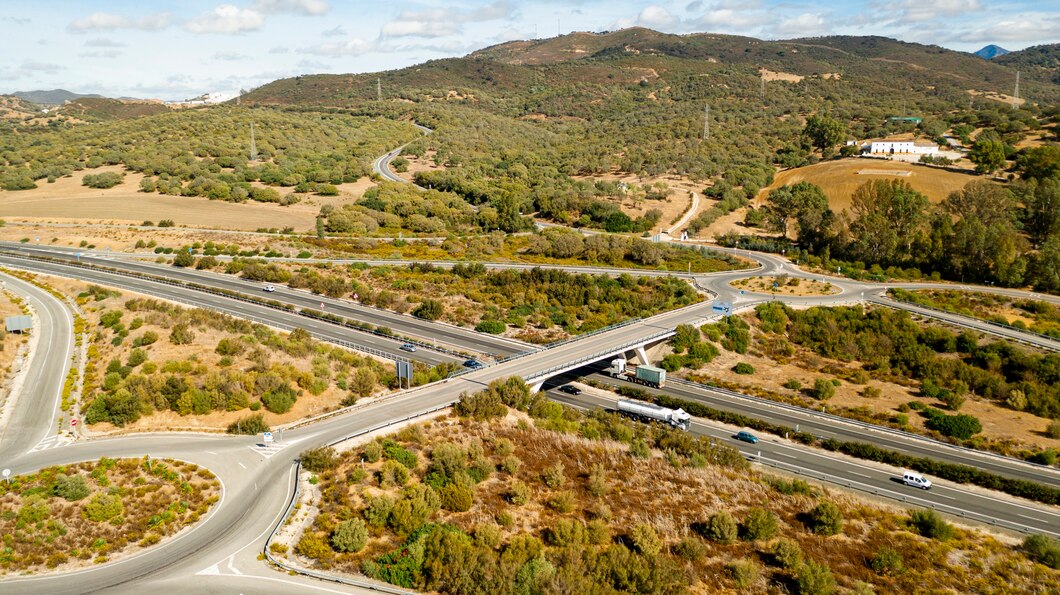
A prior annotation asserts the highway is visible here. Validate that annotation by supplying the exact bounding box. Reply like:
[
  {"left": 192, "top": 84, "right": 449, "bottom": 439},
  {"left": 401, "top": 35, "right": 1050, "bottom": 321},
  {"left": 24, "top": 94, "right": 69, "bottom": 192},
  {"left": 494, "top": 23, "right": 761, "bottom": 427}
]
[
  {"left": 548, "top": 388, "right": 1060, "bottom": 539},
  {"left": 568, "top": 368, "right": 1060, "bottom": 489}
]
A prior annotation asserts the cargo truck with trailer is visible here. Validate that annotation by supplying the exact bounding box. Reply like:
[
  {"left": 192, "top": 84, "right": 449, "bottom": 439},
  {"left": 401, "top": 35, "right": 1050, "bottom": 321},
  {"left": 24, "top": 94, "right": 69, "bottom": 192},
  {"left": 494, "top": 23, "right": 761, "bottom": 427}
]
[
  {"left": 617, "top": 399, "right": 690, "bottom": 430},
  {"left": 605, "top": 358, "right": 666, "bottom": 388}
]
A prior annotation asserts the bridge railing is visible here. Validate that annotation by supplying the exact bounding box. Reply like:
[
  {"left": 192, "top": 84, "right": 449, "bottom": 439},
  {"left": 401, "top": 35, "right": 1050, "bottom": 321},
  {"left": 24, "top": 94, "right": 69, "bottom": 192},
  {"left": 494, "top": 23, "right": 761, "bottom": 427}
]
[
  {"left": 881, "top": 294, "right": 1060, "bottom": 349},
  {"left": 525, "top": 327, "right": 678, "bottom": 382}
]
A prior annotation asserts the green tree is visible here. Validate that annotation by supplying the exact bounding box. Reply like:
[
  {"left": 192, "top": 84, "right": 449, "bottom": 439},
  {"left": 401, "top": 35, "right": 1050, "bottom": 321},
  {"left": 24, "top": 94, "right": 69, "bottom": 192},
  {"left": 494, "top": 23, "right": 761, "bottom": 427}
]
[
  {"left": 796, "top": 560, "right": 837, "bottom": 595},
  {"left": 704, "top": 510, "right": 738, "bottom": 543},
  {"left": 807, "top": 501, "right": 844, "bottom": 536},
  {"left": 53, "top": 474, "right": 90, "bottom": 501},
  {"left": 848, "top": 179, "right": 930, "bottom": 264},
  {"left": 84, "top": 493, "right": 124, "bottom": 522},
  {"left": 741, "top": 507, "right": 778, "bottom": 541},
  {"left": 172, "top": 250, "right": 195, "bottom": 267},
  {"left": 412, "top": 299, "right": 444, "bottom": 321},
  {"left": 301, "top": 446, "right": 337, "bottom": 472},
  {"left": 630, "top": 523, "right": 662, "bottom": 557},
  {"left": 969, "top": 135, "right": 1007, "bottom": 175},
  {"left": 803, "top": 115, "right": 846, "bottom": 152}
]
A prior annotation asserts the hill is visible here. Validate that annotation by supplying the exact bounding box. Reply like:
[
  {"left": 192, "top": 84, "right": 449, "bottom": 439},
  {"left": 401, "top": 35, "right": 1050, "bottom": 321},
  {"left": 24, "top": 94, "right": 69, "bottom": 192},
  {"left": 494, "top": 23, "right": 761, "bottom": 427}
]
[
  {"left": 995, "top": 43, "right": 1060, "bottom": 84},
  {"left": 975, "top": 44, "right": 1009, "bottom": 59},
  {"left": 60, "top": 97, "right": 170, "bottom": 120},
  {"left": 11, "top": 88, "right": 104, "bottom": 105}
]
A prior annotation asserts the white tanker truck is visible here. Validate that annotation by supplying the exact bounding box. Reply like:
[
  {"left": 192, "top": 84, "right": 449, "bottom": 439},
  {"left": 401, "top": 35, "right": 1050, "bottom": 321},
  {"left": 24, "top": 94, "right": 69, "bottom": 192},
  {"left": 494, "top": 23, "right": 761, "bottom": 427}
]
[{"left": 617, "top": 399, "right": 691, "bottom": 431}]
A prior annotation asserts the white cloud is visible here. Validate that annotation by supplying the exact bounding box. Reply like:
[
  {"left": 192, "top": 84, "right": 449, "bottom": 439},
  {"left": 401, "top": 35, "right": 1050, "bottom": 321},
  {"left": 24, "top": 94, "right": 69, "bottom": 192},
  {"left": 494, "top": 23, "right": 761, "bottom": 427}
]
[
  {"left": 300, "top": 37, "right": 376, "bottom": 56},
  {"left": 68, "top": 11, "right": 172, "bottom": 32},
  {"left": 774, "top": 13, "right": 829, "bottom": 37},
  {"left": 953, "top": 13, "right": 1060, "bottom": 43},
  {"left": 85, "top": 38, "right": 125, "bottom": 48},
  {"left": 213, "top": 51, "right": 248, "bottom": 60},
  {"left": 254, "top": 0, "right": 329, "bottom": 16},
  {"left": 79, "top": 50, "right": 123, "bottom": 59},
  {"left": 22, "top": 60, "right": 64, "bottom": 74},
  {"left": 697, "top": 8, "right": 770, "bottom": 30},
  {"left": 269, "top": 46, "right": 291, "bottom": 54},
  {"left": 892, "top": 0, "right": 983, "bottom": 23},
  {"left": 322, "top": 25, "right": 345, "bottom": 37},
  {"left": 635, "top": 6, "right": 680, "bottom": 29},
  {"left": 381, "top": 1, "right": 516, "bottom": 39},
  {"left": 185, "top": 5, "right": 265, "bottom": 34}
]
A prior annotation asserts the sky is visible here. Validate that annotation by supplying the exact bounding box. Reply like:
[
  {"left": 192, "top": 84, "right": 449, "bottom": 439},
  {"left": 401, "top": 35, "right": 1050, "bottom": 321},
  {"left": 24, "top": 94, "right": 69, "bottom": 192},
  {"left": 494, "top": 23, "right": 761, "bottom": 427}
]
[{"left": 1, "top": 0, "right": 1057, "bottom": 100}]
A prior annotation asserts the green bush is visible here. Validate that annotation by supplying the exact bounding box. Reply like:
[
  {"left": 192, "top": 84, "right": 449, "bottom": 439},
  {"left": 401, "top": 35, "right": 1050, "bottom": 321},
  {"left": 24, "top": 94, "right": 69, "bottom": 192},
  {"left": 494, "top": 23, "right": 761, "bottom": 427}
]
[
  {"left": 1022, "top": 534, "right": 1060, "bottom": 569},
  {"left": 84, "top": 493, "right": 123, "bottom": 522},
  {"left": 439, "top": 483, "right": 474, "bottom": 512},
  {"left": 807, "top": 501, "right": 843, "bottom": 536},
  {"left": 18, "top": 495, "right": 49, "bottom": 524},
  {"left": 379, "top": 460, "right": 410, "bottom": 487},
  {"left": 542, "top": 462, "right": 566, "bottom": 489},
  {"left": 226, "top": 413, "right": 269, "bottom": 435},
  {"left": 741, "top": 507, "right": 778, "bottom": 541},
  {"left": 728, "top": 559, "right": 759, "bottom": 588},
  {"left": 630, "top": 523, "right": 662, "bottom": 557},
  {"left": 703, "top": 510, "right": 738, "bottom": 544},
  {"left": 262, "top": 387, "right": 297, "bottom": 414},
  {"left": 301, "top": 446, "right": 337, "bottom": 473},
  {"left": 53, "top": 474, "right": 90, "bottom": 501},
  {"left": 772, "top": 538, "right": 803, "bottom": 569},
  {"left": 909, "top": 509, "right": 954, "bottom": 541},
  {"left": 453, "top": 389, "right": 506, "bottom": 420},
  {"left": 870, "top": 547, "right": 904, "bottom": 575},
  {"left": 474, "top": 320, "right": 506, "bottom": 334},
  {"left": 783, "top": 379, "right": 803, "bottom": 390},
  {"left": 733, "top": 362, "right": 755, "bottom": 375},
  {"left": 363, "top": 440, "right": 383, "bottom": 463},
  {"left": 796, "top": 560, "right": 836, "bottom": 595},
  {"left": 383, "top": 441, "right": 418, "bottom": 469},
  {"left": 508, "top": 480, "right": 531, "bottom": 505},
  {"left": 331, "top": 518, "right": 368, "bottom": 553},
  {"left": 547, "top": 518, "right": 587, "bottom": 547},
  {"left": 925, "top": 412, "right": 982, "bottom": 439},
  {"left": 411, "top": 299, "right": 444, "bottom": 321},
  {"left": 813, "top": 378, "right": 836, "bottom": 400}
]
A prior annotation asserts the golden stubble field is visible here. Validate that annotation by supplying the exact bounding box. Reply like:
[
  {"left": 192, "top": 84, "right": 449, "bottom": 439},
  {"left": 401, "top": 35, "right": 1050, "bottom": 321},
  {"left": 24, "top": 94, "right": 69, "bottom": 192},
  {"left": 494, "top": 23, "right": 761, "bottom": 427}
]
[
  {"left": 758, "top": 159, "right": 982, "bottom": 213},
  {"left": 0, "top": 166, "right": 374, "bottom": 232}
]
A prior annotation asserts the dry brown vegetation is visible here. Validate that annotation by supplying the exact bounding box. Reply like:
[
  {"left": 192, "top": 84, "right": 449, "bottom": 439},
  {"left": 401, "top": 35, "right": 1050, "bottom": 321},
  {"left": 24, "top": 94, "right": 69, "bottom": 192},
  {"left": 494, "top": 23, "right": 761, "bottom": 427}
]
[
  {"left": 281, "top": 404, "right": 1057, "bottom": 593},
  {"left": 0, "top": 457, "right": 220, "bottom": 574},
  {"left": 730, "top": 275, "right": 839, "bottom": 297},
  {"left": 759, "top": 159, "right": 979, "bottom": 212}
]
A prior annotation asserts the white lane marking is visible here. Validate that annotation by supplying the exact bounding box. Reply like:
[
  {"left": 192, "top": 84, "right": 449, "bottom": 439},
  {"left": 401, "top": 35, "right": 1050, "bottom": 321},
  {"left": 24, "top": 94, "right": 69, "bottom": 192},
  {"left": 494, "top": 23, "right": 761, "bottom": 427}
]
[
  {"left": 1018, "top": 514, "right": 1048, "bottom": 523},
  {"left": 237, "top": 461, "right": 247, "bottom": 469},
  {"left": 205, "top": 450, "right": 217, "bottom": 455},
  {"left": 850, "top": 472, "right": 871, "bottom": 479}
]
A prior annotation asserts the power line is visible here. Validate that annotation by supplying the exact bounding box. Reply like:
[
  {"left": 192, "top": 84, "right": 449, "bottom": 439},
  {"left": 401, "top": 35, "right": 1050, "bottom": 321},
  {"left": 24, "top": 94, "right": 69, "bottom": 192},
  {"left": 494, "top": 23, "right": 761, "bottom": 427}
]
[{"left": 702, "top": 103, "right": 710, "bottom": 141}]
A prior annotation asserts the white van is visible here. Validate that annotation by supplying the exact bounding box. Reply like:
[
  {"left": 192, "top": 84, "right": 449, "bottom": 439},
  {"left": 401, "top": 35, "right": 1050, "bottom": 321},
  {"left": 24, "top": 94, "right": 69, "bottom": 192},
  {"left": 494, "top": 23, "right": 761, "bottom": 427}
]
[{"left": 902, "top": 471, "right": 932, "bottom": 490}]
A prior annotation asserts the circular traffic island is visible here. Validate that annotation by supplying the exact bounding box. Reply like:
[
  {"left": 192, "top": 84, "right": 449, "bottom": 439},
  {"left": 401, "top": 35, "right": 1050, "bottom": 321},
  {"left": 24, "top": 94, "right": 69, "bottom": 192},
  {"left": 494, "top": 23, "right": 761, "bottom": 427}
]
[
  {"left": 730, "top": 275, "right": 840, "bottom": 297},
  {"left": 0, "top": 457, "right": 220, "bottom": 575}
]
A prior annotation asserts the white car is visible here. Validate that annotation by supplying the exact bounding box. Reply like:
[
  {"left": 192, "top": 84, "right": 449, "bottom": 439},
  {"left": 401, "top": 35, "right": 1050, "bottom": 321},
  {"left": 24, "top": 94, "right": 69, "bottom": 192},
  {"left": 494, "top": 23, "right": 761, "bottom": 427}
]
[
  {"left": 264, "top": 285, "right": 276, "bottom": 292},
  {"left": 902, "top": 470, "right": 932, "bottom": 490}
]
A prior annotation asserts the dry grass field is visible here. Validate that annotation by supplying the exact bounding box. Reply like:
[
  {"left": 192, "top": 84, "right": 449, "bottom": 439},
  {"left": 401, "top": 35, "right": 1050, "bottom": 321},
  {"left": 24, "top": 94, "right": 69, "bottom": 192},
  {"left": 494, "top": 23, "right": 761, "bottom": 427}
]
[
  {"left": 730, "top": 276, "right": 839, "bottom": 297},
  {"left": 0, "top": 167, "right": 373, "bottom": 232},
  {"left": 760, "top": 159, "right": 981, "bottom": 212}
]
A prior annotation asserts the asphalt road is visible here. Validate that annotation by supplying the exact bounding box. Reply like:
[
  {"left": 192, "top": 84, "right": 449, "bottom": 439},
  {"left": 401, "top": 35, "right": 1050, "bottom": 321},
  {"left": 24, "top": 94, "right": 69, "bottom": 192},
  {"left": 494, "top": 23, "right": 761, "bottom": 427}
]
[
  {"left": 0, "top": 242, "right": 529, "bottom": 359},
  {"left": 548, "top": 389, "right": 1060, "bottom": 539},
  {"left": 573, "top": 369, "right": 1060, "bottom": 489},
  {"left": 0, "top": 272, "right": 74, "bottom": 462},
  {"left": 0, "top": 254, "right": 461, "bottom": 368}
]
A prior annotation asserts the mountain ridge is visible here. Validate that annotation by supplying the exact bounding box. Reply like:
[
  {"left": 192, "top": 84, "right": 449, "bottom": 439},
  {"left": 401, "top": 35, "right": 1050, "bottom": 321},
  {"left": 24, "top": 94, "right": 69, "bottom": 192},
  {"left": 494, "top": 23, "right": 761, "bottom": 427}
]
[
  {"left": 10, "top": 89, "right": 106, "bottom": 105},
  {"left": 975, "top": 44, "right": 1010, "bottom": 59}
]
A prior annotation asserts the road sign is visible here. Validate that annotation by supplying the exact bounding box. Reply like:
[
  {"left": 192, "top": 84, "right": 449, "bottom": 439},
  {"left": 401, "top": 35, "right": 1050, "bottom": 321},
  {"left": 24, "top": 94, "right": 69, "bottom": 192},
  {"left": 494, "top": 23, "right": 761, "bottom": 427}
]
[
  {"left": 1, "top": 469, "right": 9, "bottom": 484},
  {"left": 70, "top": 419, "right": 78, "bottom": 426},
  {"left": 320, "top": 302, "right": 325, "bottom": 310},
  {"left": 263, "top": 431, "right": 274, "bottom": 444}
]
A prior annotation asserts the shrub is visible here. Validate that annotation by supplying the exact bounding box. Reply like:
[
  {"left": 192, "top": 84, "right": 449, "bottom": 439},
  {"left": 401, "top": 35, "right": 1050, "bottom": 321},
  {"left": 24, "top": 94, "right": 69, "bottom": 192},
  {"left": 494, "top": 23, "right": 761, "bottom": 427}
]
[
  {"left": 772, "top": 538, "right": 803, "bottom": 569},
  {"left": 863, "top": 386, "right": 882, "bottom": 399},
  {"left": 127, "top": 348, "right": 148, "bottom": 368},
  {"left": 909, "top": 509, "right": 954, "bottom": 541},
  {"left": 547, "top": 518, "right": 587, "bottom": 547},
  {"left": 925, "top": 413, "right": 982, "bottom": 439},
  {"left": 331, "top": 518, "right": 368, "bottom": 553},
  {"left": 783, "top": 379, "right": 803, "bottom": 390},
  {"left": 870, "top": 547, "right": 904, "bottom": 575},
  {"left": 411, "top": 299, "right": 443, "bottom": 321},
  {"left": 301, "top": 446, "right": 337, "bottom": 473},
  {"left": 807, "top": 501, "right": 843, "bottom": 536},
  {"left": 439, "top": 483, "right": 474, "bottom": 512},
  {"left": 226, "top": 413, "right": 269, "bottom": 435},
  {"left": 84, "top": 493, "right": 123, "bottom": 522},
  {"left": 18, "top": 495, "right": 49, "bottom": 525},
  {"left": 728, "top": 559, "right": 759, "bottom": 588},
  {"left": 542, "top": 462, "right": 566, "bottom": 489},
  {"left": 508, "top": 480, "right": 531, "bottom": 505},
  {"left": 363, "top": 495, "right": 394, "bottom": 527},
  {"left": 732, "top": 362, "right": 755, "bottom": 375},
  {"left": 673, "top": 537, "right": 706, "bottom": 561},
  {"left": 53, "top": 474, "right": 90, "bottom": 501},
  {"left": 741, "top": 507, "right": 778, "bottom": 541},
  {"left": 501, "top": 455, "right": 522, "bottom": 475},
  {"left": 813, "top": 378, "right": 836, "bottom": 400},
  {"left": 796, "top": 560, "right": 836, "bottom": 595},
  {"left": 363, "top": 441, "right": 383, "bottom": 463},
  {"left": 383, "top": 441, "right": 418, "bottom": 469},
  {"left": 1047, "top": 421, "right": 1060, "bottom": 440},
  {"left": 453, "top": 389, "right": 505, "bottom": 420},
  {"left": 1022, "top": 534, "right": 1060, "bottom": 569},
  {"left": 548, "top": 490, "right": 575, "bottom": 514},
  {"left": 169, "top": 324, "right": 195, "bottom": 345},
  {"left": 262, "top": 388, "right": 297, "bottom": 414},
  {"left": 704, "top": 510, "right": 738, "bottom": 544},
  {"left": 630, "top": 523, "right": 662, "bottom": 557},
  {"left": 474, "top": 320, "right": 506, "bottom": 334},
  {"left": 158, "top": 219, "right": 175, "bottom": 227}
]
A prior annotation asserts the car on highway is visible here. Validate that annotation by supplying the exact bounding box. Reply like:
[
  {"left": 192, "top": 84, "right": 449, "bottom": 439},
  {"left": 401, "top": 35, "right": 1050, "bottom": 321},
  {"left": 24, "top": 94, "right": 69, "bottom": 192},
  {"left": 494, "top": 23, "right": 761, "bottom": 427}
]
[
  {"left": 558, "top": 385, "right": 581, "bottom": 395},
  {"left": 263, "top": 285, "right": 276, "bottom": 292},
  {"left": 902, "top": 470, "right": 932, "bottom": 490},
  {"left": 399, "top": 343, "right": 417, "bottom": 352},
  {"left": 463, "top": 359, "right": 484, "bottom": 369},
  {"left": 734, "top": 431, "right": 759, "bottom": 444}
]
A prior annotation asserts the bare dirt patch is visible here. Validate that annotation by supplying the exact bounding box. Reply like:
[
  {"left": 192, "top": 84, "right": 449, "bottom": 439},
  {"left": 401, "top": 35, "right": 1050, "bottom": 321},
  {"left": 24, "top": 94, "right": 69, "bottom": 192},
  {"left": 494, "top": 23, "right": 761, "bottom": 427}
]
[
  {"left": 760, "top": 159, "right": 981, "bottom": 213},
  {"left": 760, "top": 68, "right": 804, "bottom": 83},
  {"left": 571, "top": 171, "right": 701, "bottom": 234}
]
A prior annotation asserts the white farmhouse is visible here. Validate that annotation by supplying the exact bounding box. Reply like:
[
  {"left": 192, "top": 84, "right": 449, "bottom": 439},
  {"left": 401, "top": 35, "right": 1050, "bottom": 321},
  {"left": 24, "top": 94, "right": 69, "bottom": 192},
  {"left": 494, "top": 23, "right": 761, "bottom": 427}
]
[{"left": 868, "top": 141, "right": 938, "bottom": 156}]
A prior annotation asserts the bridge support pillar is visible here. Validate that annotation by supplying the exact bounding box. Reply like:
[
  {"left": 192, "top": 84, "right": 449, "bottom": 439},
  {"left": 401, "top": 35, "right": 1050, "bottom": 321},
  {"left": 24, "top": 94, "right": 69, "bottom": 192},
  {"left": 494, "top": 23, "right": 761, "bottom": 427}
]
[
  {"left": 529, "top": 380, "right": 545, "bottom": 394},
  {"left": 635, "top": 345, "right": 650, "bottom": 366}
]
